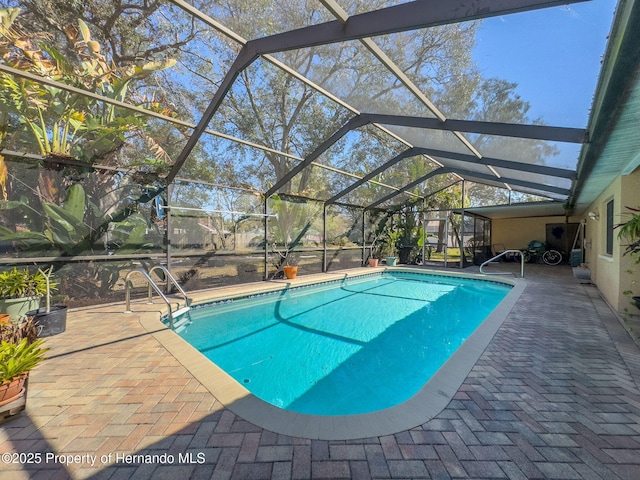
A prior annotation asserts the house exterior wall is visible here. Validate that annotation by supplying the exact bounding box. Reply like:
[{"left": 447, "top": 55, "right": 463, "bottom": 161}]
[
  {"left": 492, "top": 215, "right": 579, "bottom": 253},
  {"left": 583, "top": 168, "right": 640, "bottom": 313},
  {"left": 584, "top": 177, "right": 622, "bottom": 311},
  {"left": 619, "top": 172, "right": 640, "bottom": 313}
]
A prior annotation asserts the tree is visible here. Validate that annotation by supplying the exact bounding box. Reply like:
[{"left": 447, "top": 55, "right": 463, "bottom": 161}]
[
  {"left": 1, "top": 0, "right": 195, "bottom": 66},
  {"left": 1, "top": 0, "right": 566, "bottom": 266},
  {"left": 0, "top": 7, "right": 176, "bottom": 209},
  {"left": 0, "top": 7, "right": 175, "bottom": 267},
  {"left": 1, "top": 0, "right": 553, "bottom": 208}
]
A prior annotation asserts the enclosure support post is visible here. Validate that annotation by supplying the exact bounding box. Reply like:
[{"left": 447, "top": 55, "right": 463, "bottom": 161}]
[
  {"left": 264, "top": 197, "right": 269, "bottom": 281},
  {"left": 564, "top": 214, "right": 570, "bottom": 261},
  {"left": 323, "top": 204, "right": 328, "bottom": 273},
  {"left": 421, "top": 198, "right": 427, "bottom": 266},
  {"left": 444, "top": 212, "right": 449, "bottom": 268},
  {"left": 166, "top": 183, "right": 173, "bottom": 272},
  {"left": 460, "top": 180, "right": 465, "bottom": 269},
  {"left": 362, "top": 210, "right": 367, "bottom": 266}
]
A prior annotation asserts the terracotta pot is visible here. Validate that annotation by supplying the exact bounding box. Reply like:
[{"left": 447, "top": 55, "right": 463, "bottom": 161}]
[
  {"left": 368, "top": 258, "right": 379, "bottom": 267},
  {"left": 283, "top": 266, "right": 298, "bottom": 279},
  {"left": 0, "top": 313, "right": 10, "bottom": 325},
  {"left": 0, "top": 374, "right": 27, "bottom": 406}
]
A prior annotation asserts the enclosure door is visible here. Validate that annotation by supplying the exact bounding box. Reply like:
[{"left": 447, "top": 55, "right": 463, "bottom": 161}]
[{"left": 472, "top": 217, "right": 492, "bottom": 265}]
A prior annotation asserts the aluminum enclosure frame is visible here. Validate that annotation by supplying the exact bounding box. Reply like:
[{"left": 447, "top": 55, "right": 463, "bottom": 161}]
[{"left": 167, "top": 0, "right": 590, "bottom": 211}]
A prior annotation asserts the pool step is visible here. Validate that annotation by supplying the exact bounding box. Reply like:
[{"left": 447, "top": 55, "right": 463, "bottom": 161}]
[
  {"left": 173, "top": 306, "right": 191, "bottom": 318},
  {"left": 172, "top": 306, "right": 192, "bottom": 333}
]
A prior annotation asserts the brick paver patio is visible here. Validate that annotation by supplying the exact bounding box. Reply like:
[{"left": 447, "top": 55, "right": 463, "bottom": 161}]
[{"left": 1, "top": 265, "right": 640, "bottom": 479}]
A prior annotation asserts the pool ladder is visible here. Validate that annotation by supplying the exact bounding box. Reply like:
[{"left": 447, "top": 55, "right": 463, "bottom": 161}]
[
  {"left": 479, "top": 250, "right": 525, "bottom": 278},
  {"left": 124, "top": 265, "right": 192, "bottom": 331}
]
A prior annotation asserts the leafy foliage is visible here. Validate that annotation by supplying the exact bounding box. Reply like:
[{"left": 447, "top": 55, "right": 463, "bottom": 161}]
[
  {"left": 0, "top": 8, "right": 171, "bottom": 271},
  {"left": 0, "top": 338, "right": 47, "bottom": 384},
  {"left": 267, "top": 195, "right": 320, "bottom": 274},
  {"left": 0, "top": 267, "right": 51, "bottom": 299},
  {"left": 0, "top": 7, "right": 175, "bottom": 161},
  {"left": 617, "top": 206, "right": 640, "bottom": 258},
  {"left": 0, "top": 183, "right": 162, "bottom": 256}
]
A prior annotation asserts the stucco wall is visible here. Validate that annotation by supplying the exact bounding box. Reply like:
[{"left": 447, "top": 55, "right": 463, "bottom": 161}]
[
  {"left": 619, "top": 173, "right": 640, "bottom": 312},
  {"left": 584, "top": 177, "right": 622, "bottom": 311},
  {"left": 492, "top": 216, "right": 579, "bottom": 252},
  {"left": 583, "top": 169, "right": 640, "bottom": 313}
]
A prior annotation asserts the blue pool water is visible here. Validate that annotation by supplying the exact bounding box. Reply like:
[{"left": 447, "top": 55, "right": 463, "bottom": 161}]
[{"left": 178, "top": 271, "right": 511, "bottom": 415}]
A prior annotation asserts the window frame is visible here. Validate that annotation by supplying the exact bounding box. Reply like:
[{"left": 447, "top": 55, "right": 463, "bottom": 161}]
[{"left": 605, "top": 198, "right": 614, "bottom": 256}]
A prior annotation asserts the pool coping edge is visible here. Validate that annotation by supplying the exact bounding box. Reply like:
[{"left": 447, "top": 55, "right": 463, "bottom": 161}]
[{"left": 138, "top": 267, "right": 525, "bottom": 440}]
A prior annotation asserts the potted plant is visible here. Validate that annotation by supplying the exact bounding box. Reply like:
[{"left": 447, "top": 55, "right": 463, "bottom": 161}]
[
  {"left": 283, "top": 265, "right": 298, "bottom": 279},
  {"left": 1, "top": 317, "right": 44, "bottom": 419},
  {"left": 282, "top": 252, "right": 300, "bottom": 280},
  {"left": 385, "top": 251, "right": 398, "bottom": 267},
  {"left": 382, "top": 231, "right": 400, "bottom": 266},
  {"left": 0, "top": 336, "right": 47, "bottom": 409},
  {"left": 26, "top": 267, "right": 67, "bottom": 337},
  {"left": 0, "top": 268, "right": 47, "bottom": 322},
  {"left": 270, "top": 237, "right": 301, "bottom": 280},
  {"left": 366, "top": 241, "right": 381, "bottom": 267}
]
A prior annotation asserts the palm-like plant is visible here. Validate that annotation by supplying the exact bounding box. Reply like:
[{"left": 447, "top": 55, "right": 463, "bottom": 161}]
[
  {"left": 617, "top": 206, "right": 640, "bottom": 258},
  {"left": 0, "top": 7, "right": 175, "bottom": 208},
  {"left": 0, "top": 8, "right": 174, "bottom": 259},
  {"left": 0, "top": 9, "right": 174, "bottom": 159},
  {"left": 0, "top": 268, "right": 49, "bottom": 299},
  {"left": 0, "top": 338, "right": 47, "bottom": 384},
  {"left": 616, "top": 206, "right": 640, "bottom": 311}
]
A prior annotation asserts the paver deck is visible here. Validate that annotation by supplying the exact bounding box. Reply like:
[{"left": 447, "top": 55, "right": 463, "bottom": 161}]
[{"left": 1, "top": 264, "right": 640, "bottom": 479}]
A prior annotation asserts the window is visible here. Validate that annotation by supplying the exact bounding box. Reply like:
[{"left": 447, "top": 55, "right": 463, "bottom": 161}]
[{"left": 606, "top": 199, "right": 614, "bottom": 255}]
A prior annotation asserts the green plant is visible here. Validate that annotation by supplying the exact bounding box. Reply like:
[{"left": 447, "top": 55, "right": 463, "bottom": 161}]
[
  {"left": 0, "top": 338, "right": 47, "bottom": 384},
  {"left": 0, "top": 267, "right": 52, "bottom": 299},
  {"left": 617, "top": 206, "right": 640, "bottom": 258},
  {"left": 0, "top": 7, "right": 174, "bottom": 264},
  {"left": 616, "top": 206, "right": 640, "bottom": 316},
  {"left": 37, "top": 267, "right": 57, "bottom": 313},
  {"left": 416, "top": 228, "right": 434, "bottom": 260},
  {"left": 271, "top": 244, "right": 300, "bottom": 271},
  {"left": 0, "top": 183, "right": 162, "bottom": 256},
  {"left": 0, "top": 9, "right": 176, "bottom": 162},
  {"left": 373, "top": 213, "right": 401, "bottom": 259},
  {"left": 381, "top": 230, "right": 401, "bottom": 258},
  {"left": 267, "top": 195, "right": 315, "bottom": 276}
]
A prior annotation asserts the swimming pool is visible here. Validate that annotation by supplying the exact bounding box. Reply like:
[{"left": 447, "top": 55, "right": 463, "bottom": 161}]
[{"left": 175, "top": 270, "right": 512, "bottom": 416}]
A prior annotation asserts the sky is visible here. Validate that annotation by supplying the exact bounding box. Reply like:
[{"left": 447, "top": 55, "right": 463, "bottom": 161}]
[{"left": 472, "top": 0, "right": 618, "bottom": 129}]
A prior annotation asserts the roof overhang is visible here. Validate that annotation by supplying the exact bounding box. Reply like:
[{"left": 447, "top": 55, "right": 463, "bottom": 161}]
[{"left": 457, "top": 201, "right": 569, "bottom": 219}]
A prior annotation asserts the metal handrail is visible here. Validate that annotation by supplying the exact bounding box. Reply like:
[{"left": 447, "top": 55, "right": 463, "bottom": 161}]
[
  {"left": 480, "top": 249, "right": 525, "bottom": 278},
  {"left": 148, "top": 265, "right": 191, "bottom": 307},
  {"left": 124, "top": 265, "right": 191, "bottom": 330},
  {"left": 124, "top": 269, "right": 179, "bottom": 330}
]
